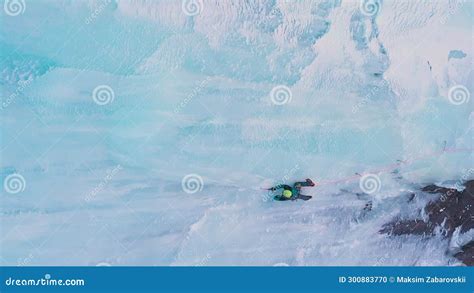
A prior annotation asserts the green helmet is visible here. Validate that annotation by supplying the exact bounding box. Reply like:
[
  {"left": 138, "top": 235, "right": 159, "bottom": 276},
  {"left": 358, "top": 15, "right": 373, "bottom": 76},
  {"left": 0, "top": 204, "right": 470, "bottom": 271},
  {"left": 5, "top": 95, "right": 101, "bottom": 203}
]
[{"left": 282, "top": 189, "right": 293, "bottom": 198}]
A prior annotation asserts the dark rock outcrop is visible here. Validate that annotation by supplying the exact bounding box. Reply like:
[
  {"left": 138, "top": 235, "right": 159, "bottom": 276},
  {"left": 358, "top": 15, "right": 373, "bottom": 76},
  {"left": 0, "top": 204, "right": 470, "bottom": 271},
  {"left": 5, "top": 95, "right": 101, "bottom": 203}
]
[
  {"left": 380, "top": 180, "right": 474, "bottom": 266},
  {"left": 454, "top": 241, "right": 474, "bottom": 266}
]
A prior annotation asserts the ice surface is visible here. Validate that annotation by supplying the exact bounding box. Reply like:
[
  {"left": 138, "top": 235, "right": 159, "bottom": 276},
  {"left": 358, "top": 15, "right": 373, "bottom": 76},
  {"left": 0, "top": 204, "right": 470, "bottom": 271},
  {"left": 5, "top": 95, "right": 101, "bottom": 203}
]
[{"left": 0, "top": 0, "right": 472, "bottom": 266}]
